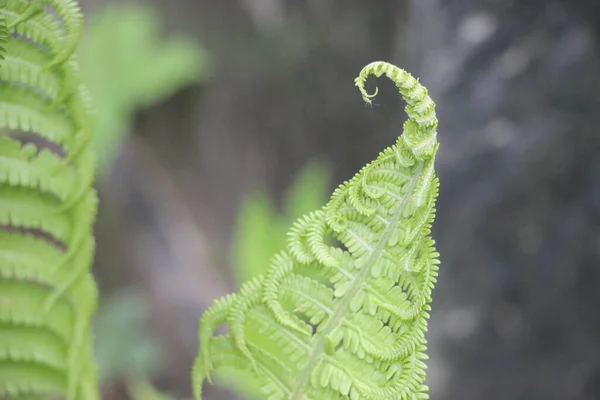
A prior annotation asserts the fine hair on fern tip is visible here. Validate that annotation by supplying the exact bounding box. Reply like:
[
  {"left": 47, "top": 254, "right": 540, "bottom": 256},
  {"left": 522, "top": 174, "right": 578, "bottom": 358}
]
[{"left": 192, "top": 60, "right": 441, "bottom": 400}]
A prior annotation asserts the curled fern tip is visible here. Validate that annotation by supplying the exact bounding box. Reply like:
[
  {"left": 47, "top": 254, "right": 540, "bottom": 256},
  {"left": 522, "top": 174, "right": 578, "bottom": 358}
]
[{"left": 193, "top": 61, "right": 441, "bottom": 400}]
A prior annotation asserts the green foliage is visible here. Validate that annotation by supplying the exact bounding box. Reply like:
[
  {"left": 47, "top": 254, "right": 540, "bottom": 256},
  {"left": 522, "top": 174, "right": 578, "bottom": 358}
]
[
  {"left": 126, "top": 376, "right": 180, "bottom": 400},
  {"left": 0, "top": 0, "right": 99, "bottom": 399},
  {"left": 232, "top": 161, "right": 331, "bottom": 285},
  {"left": 192, "top": 62, "right": 440, "bottom": 400},
  {"left": 94, "top": 290, "right": 162, "bottom": 384},
  {"left": 94, "top": 290, "right": 190, "bottom": 400},
  {"left": 1, "top": 3, "right": 443, "bottom": 399},
  {"left": 78, "top": 2, "right": 210, "bottom": 172},
  {"left": 0, "top": 13, "right": 7, "bottom": 60}
]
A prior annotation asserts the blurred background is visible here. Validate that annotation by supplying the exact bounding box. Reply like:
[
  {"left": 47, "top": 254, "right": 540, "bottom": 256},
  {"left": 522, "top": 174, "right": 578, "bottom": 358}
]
[{"left": 74, "top": 0, "right": 600, "bottom": 399}]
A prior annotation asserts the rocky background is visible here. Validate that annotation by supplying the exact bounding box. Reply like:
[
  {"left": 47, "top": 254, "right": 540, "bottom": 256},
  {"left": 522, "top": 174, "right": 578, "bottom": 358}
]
[{"left": 81, "top": 0, "right": 600, "bottom": 399}]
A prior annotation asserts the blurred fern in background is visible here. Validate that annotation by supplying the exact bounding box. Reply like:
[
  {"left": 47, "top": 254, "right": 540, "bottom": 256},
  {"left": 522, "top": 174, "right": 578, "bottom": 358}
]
[
  {"left": 79, "top": 3, "right": 209, "bottom": 399},
  {"left": 94, "top": 290, "right": 162, "bottom": 384},
  {"left": 231, "top": 161, "right": 331, "bottom": 285},
  {"left": 126, "top": 376, "right": 181, "bottom": 400},
  {"left": 79, "top": 2, "right": 210, "bottom": 173}
]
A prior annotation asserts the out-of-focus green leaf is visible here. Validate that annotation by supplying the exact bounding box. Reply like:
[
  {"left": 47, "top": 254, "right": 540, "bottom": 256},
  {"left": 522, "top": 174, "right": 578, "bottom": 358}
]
[
  {"left": 79, "top": 2, "right": 210, "bottom": 172},
  {"left": 232, "top": 190, "right": 282, "bottom": 285},
  {"left": 126, "top": 376, "right": 180, "bottom": 400},
  {"left": 231, "top": 160, "right": 331, "bottom": 286},
  {"left": 284, "top": 161, "right": 331, "bottom": 222},
  {"left": 94, "top": 290, "right": 162, "bottom": 383}
]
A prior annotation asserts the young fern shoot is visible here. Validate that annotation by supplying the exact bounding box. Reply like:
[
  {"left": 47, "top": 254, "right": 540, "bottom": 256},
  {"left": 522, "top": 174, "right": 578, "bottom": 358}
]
[{"left": 192, "top": 61, "right": 441, "bottom": 400}]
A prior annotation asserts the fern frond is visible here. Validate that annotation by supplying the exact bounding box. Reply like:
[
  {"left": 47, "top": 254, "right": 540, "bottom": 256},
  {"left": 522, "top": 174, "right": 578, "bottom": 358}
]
[
  {"left": 0, "top": 12, "right": 8, "bottom": 60},
  {"left": 193, "top": 61, "right": 441, "bottom": 400},
  {"left": 0, "top": 1, "right": 99, "bottom": 399}
]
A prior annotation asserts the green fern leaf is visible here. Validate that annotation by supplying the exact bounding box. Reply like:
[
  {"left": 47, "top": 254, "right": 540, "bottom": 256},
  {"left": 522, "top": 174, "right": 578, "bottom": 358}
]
[
  {"left": 193, "top": 61, "right": 440, "bottom": 400},
  {"left": 0, "top": 1, "right": 99, "bottom": 399},
  {"left": 0, "top": 12, "right": 7, "bottom": 60}
]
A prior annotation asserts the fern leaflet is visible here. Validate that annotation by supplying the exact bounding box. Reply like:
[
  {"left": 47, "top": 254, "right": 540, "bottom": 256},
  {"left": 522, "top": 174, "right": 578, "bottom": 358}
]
[
  {"left": 0, "top": 1, "right": 98, "bottom": 399},
  {"left": 192, "top": 61, "right": 441, "bottom": 400}
]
